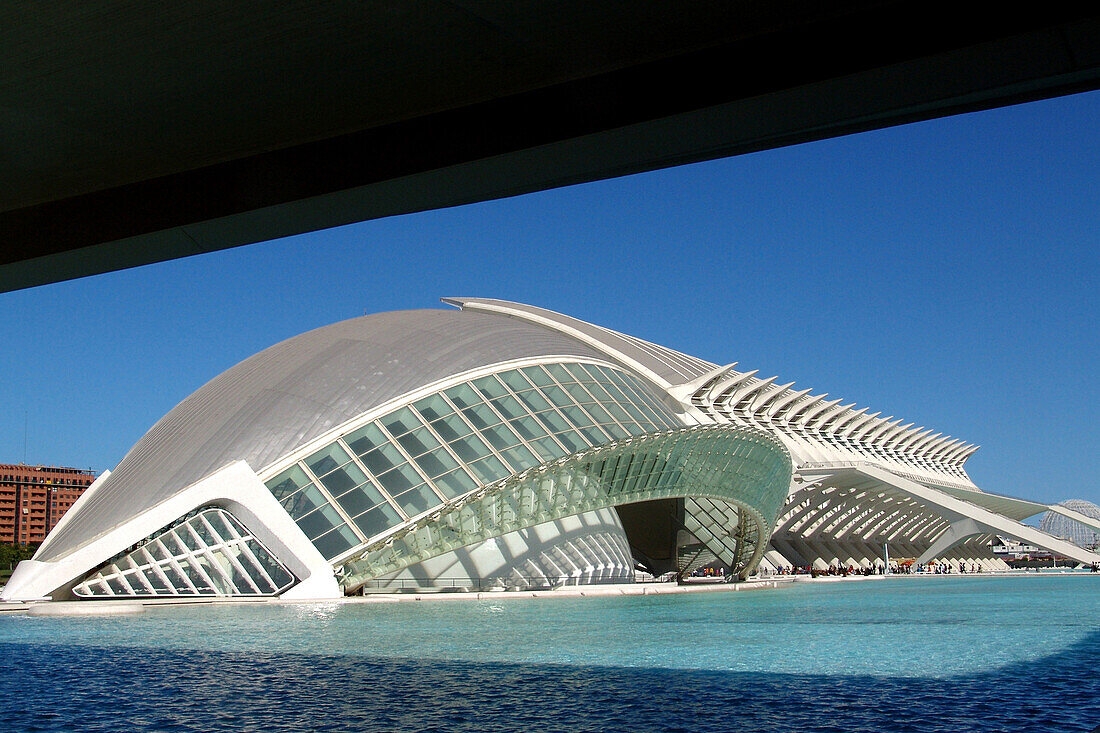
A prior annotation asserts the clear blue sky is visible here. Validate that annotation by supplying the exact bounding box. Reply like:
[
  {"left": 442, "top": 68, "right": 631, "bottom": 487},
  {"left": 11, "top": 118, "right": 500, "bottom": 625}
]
[{"left": 2, "top": 90, "right": 1097, "bottom": 507}]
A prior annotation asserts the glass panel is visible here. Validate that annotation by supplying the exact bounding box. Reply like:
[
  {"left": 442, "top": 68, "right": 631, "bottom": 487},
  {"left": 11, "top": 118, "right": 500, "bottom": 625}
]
[
  {"left": 604, "top": 401, "right": 633, "bottom": 424},
  {"left": 472, "top": 375, "right": 508, "bottom": 399},
  {"left": 489, "top": 394, "right": 524, "bottom": 420},
  {"left": 482, "top": 423, "right": 520, "bottom": 451},
  {"left": 192, "top": 516, "right": 218, "bottom": 545},
  {"left": 359, "top": 443, "right": 405, "bottom": 475},
  {"left": 583, "top": 402, "right": 614, "bottom": 425},
  {"left": 333, "top": 485, "right": 385, "bottom": 517},
  {"left": 413, "top": 394, "right": 453, "bottom": 421},
  {"left": 344, "top": 423, "right": 389, "bottom": 456},
  {"left": 555, "top": 431, "right": 587, "bottom": 453},
  {"left": 565, "top": 382, "right": 596, "bottom": 404},
  {"left": 534, "top": 409, "right": 570, "bottom": 434},
  {"left": 584, "top": 380, "right": 614, "bottom": 402},
  {"left": 521, "top": 365, "right": 554, "bottom": 387},
  {"left": 312, "top": 524, "right": 359, "bottom": 560},
  {"left": 144, "top": 568, "right": 171, "bottom": 594},
  {"left": 175, "top": 525, "right": 204, "bottom": 552},
  {"left": 431, "top": 414, "right": 473, "bottom": 441},
  {"left": 499, "top": 369, "right": 533, "bottom": 392},
  {"left": 444, "top": 383, "right": 480, "bottom": 409},
  {"left": 509, "top": 415, "right": 546, "bottom": 441},
  {"left": 375, "top": 464, "right": 422, "bottom": 495},
  {"left": 318, "top": 462, "right": 369, "bottom": 495},
  {"left": 433, "top": 468, "right": 477, "bottom": 498},
  {"left": 540, "top": 385, "right": 570, "bottom": 407},
  {"left": 545, "top": 363, "right": 575, "bottom": 384},
  {"left": 396, "top": 427, "right": 441, "bottom": 457},
  {"left": 162, "top": 564, "right": 193, "bottom": 593},
  {"left": 282, "top": 485, "right": 328, "bottom": 521},
  {"left": 516, "top": 388, "right": 551, "bottom": 412},
  {"left": 248, "top": 541, "right": 295, "bottom": 589},
  {"left": 448, "top": 434, "right": 492, "bottom": 463},
  {"left": 602, "top": 421, "right": 629, "bottom": 440},
  {"left": 413, "top": 448, "right": 459, "bottom": 478},
  {"left": 461, "top": 404, "right": 500, "bottom": 429},
  {"left": 531, "top": 436, "right": 567, "bottom": 459},
  {"left": 297, "top": 504, "right": 344, "bottom": 540},
  {"left": 563, "top": 363, "right": 593, "bottom": 383},
  {"left": 382, "top": 407, "right": 421, "bottom": 437},
  {"left": 501, "top": 444, "right": 540, "bottom": 470},
  {"left": 305, "top": 443, "right": 352, "bottom": 478},
  {"left": 393, "top": 485, "right": 441, "bottom": 516},
  {"left": 467, "top": 455, "right": 508, "bottom": 483},
  {"left": 266, "top": 465, "right": 312, "bottom": 501},
  {"left": 351, "top": 504, "right": 402, "bottom": 538},
  {"left": 560, "top": 405, "right": 595, "bottom": 428},
  {"left": 579, "top": 425, "right": 610, "bottom": 445}
]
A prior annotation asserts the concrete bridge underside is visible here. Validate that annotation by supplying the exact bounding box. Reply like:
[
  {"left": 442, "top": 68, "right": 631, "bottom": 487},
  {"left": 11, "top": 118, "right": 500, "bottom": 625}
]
[{"left": 3, "top": 4, "right": 1100, "bottom": 292}]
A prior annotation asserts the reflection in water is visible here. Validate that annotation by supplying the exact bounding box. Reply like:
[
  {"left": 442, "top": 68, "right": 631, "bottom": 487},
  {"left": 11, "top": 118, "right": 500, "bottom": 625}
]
[
  {"left": 0, "top": 631, "right": 1097, "bottom": 732},
  {"left": 0, "top": 576, "right": 1097, "bottom": 731}
]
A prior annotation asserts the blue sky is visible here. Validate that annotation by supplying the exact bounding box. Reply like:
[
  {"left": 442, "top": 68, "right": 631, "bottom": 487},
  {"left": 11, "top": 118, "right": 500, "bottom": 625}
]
[{"left": 1, "top": 90, "right": 1097, "bottom": 506}]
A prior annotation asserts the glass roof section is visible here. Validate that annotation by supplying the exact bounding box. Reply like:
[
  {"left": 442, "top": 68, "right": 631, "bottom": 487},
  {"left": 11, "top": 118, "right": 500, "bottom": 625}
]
[{"left": 264, "top": 361, "right": 681, "bottom": 560}]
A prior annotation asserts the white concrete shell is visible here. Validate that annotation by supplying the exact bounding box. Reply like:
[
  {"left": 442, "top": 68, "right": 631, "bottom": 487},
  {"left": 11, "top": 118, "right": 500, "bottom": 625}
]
[{"left": 5, "top": 298, "right": 1092, "bottom": 604}]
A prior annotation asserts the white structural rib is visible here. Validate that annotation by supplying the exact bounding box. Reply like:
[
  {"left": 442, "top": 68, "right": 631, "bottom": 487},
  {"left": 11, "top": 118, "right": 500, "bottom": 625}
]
[{"left": 797, "top": 464, "right": 1100, "bottom": 566}]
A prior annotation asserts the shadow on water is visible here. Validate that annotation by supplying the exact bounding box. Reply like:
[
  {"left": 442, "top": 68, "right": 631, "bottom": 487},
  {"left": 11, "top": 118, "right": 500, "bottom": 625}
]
[{"left": 0, "top": 630, "right": 1097, "bottom": 733}]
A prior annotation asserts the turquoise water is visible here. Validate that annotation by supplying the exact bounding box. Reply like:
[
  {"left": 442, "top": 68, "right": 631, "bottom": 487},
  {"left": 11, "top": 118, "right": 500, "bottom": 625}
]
[{"left": 1, "top": 574, "right": 1098, "bottom": 731}]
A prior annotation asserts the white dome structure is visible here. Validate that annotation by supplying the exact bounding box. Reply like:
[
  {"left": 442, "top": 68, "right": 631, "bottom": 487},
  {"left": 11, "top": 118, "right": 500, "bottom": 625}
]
[{"left": 5, "top": 298, "right": 1098, "bottom": 603}]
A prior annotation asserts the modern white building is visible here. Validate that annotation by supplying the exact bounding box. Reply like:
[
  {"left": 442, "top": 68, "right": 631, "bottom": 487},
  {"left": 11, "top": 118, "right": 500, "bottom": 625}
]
[{"left": 4, "top": 299, "right": 1097, "bottom": 602}]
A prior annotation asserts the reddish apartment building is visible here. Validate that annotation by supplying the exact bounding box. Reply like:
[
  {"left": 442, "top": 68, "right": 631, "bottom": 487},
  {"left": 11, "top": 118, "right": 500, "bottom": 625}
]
[{"left": 0, "top": 464, "right": 97, "bottom": 545}]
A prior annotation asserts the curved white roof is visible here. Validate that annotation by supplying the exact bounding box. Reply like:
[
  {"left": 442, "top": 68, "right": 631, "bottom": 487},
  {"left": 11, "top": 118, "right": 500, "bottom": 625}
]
[{"left": 40, "top": 308, "right": 605, "bottom": 561}]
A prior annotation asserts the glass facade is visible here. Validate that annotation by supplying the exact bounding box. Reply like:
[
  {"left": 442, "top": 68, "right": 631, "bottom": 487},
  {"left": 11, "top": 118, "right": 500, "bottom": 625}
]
[
  {"left": 73, "top": 507, "right": 296, "bottom": 598},
  {"left": 264, "top": 361, "right": 680, "bottom": 560}
]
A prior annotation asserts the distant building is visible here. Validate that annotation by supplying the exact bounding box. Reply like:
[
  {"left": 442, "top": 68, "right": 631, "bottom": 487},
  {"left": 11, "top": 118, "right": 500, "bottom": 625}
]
[
  {"left": 0, "top": 464, "right": 96, "bottom": 545},
  {"left": 1039, "top": 500, "right": 1100, "bottom": 549}
]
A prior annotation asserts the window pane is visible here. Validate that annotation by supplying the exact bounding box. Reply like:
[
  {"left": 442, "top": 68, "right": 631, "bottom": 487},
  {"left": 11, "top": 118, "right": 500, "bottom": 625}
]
[
  {"left": 545, "top": 363, "right": 575, "bottom": 384},
  {"left": 509, "top": 415, "right": 546, "bottom": 441},
  {"left": 462, "top": 404, "right": 499, "bottom": 429},
  {"left": 499, "top": 370, "right": 532, "bottom": 392},
  {"left": 305, "top": 443, "right": 352, "bottom": 478},
  {"left": 602, "top": 422, "right": 629, "bottom": 440},
  {"left": 381, "top": 407, "right": 420, "bottom": 437},
  {"left": 444, "top": 383, "right": 480, "bottom": 409},
  {"left": 562, "top": 363, "right": 593, "bottom": 383},
  {"left": 352, "top": 504, "right": 402, "bottom": 538},
  {"left": 333, "top": 485, "right": 385, "bottom": 517},
  {"left": 540, "top": 385, "right": 570, "bottom": 407},
  {"left": 431, "top": 414, "right": 472, "bottom": 441},
  {"left": 449, "top": 434, "right": 491, "bottom": 463},
  {"left": 468, "top": 455, "right": 508, "bottom": 483},
  {"left": 482, "top": 423, "right": 520, "bottom": 451},
  {"left": 344, "top": 423, "right": 389, "bottom": 456},
  {"left": 433, "top": 468, "right": 477, "bottom": 498},
  {"left": 565, "top": 382, "right": 596, "bottom": 404},
  {"left": 501, "top": 444, "right": 540, "bottom": 470},
  {"left": 376, "top": 464, "right": 422, "bottom": 495},
  {"left": 560, "top": 405, "right": 594, "bottom": 428},
  {"left": 521, "top": 365, "right": 554, "bottom": 387},
  {"left": 516, "top": 388, "right": 551, "bottom": 412},
  {"left": 397, "top": 427, "right": 441, "bottom": 457},
  {"left": 359, "top": 443, "right": 404, "bottom": 475},
  {"left": 319, "top": 462, "right": 369, "bottom": 495},
  {"left": 489, "top": 394, "right": 524, "bottom": 420},
  {"left": 531, "top": 436, "right": 567, "bottom": 459},
  {"left": 266, "top": 465, "right": 311, "bottom": 501},
  {"left": 414, "top": 449, "right": 459, "bottom": 478},
  {"left": 584, "top": 402, "right": 614, "bottom": 425},
  {"left": 556, "top": 431, "right": 587, "bottom": 453},
  {"left": 472, "top": 375, "right": 508, "bottom": 399},
  {"left": 413, "top": 394, "right": 453, "bottom": 421},
  {"left": 584, "top": 380, "right": 614, "bottom": 402},
  {"left": 297, "top": 504, "right": 344, "bottom": 539},
  {"left": 579, "top": 425, "right": 610, "bottom": 445},
  {"left": 394, "top": 485, "right": 441, "bottom": 516},
  {"left": 312, "top": 524, "right": 359, "bottom": 560},
  {"left": 534, "top": 409, "right": 569, "bottom": 433}
]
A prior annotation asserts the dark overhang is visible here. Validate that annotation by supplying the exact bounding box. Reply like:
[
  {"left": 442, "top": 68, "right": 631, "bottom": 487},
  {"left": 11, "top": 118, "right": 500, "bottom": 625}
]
[{"left": 2, "top": 3, "right": 1099, "bottom": 292}]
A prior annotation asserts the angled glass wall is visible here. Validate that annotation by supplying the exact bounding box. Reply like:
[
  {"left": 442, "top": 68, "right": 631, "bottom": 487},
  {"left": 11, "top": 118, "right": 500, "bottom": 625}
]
[
  {"left": 264, "top": 361, "right": 681, "bottom": 560},
  {"left": 73, "top": 507, "right": 296, "bottom": 598}
]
